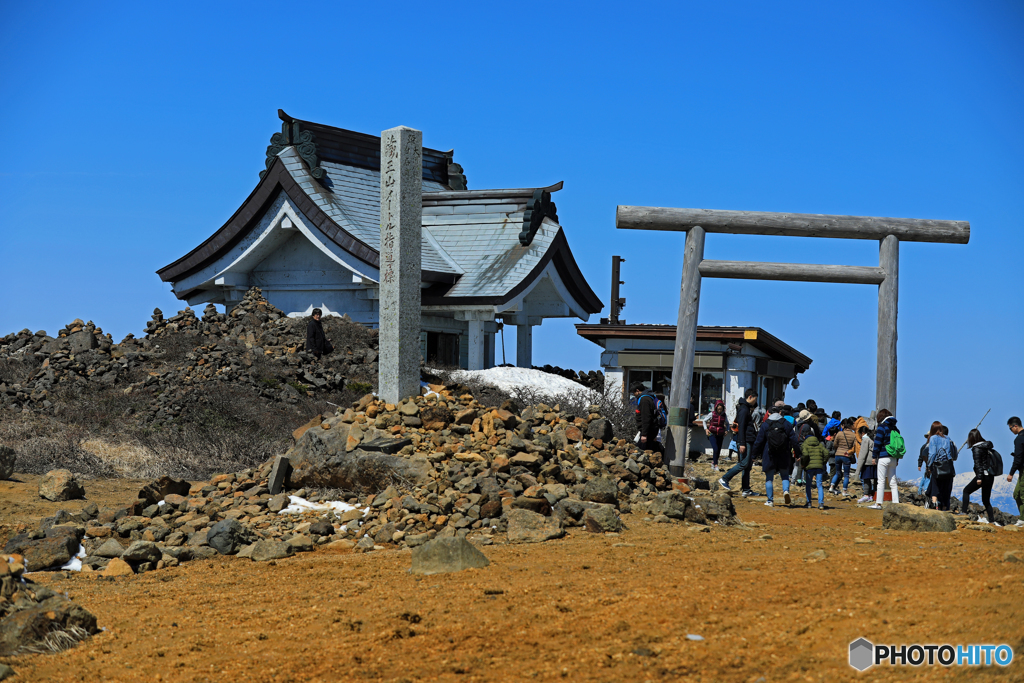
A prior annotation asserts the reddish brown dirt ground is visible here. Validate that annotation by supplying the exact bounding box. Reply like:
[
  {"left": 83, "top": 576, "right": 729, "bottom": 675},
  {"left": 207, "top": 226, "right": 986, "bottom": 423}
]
[{"left": 2, "top": 474, "right": 1022, "bottom": 683}]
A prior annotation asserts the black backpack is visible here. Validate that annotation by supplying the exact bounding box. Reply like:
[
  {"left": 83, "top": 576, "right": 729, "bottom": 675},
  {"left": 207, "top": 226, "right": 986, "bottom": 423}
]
[
  {"left": 766, "top": 420, "right": 789, "bottom": 456},
  {"left": 989, "top": 448, "right": 1004, "bottom": 476}
]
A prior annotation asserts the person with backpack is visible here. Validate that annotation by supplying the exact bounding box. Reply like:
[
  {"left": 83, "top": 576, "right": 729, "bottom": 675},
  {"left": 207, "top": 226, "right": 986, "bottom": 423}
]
[
  {"left": 925, "top": 423, "right": 958, "bottom": 511},
  {"left": 868, "top": 409, "right": 904, "bottom": 509},
  {"left": 792, "top": 410, "right": 820, "bottom": 487},
  {"left": 962, "top": 428, "right": 1000, "bottom": 525},
  {"left": 630, "top": 382, "right": 665, "bottom": 454},
  {"left": 917, "top": 422, "right": 943, "bottom": 509},
  {"left": 829, "top": 418, "right": 860, "bottom": 497},
  {"left": 753, "top": 405, "right": 800, "bottom": 507},
  {"left": 854, "top": 422, "right": 877, "bottom": 503},
  {"left": 800, "top": 433, "right": 829, "bottom": 509},
  {"left": 1007, "top": 417, "right": 1024, "bottom": 526},
  {"left": 719, "top": 389, "right": 759, "bottom": 497},
  {"left": 701, "top": 400, "right": 729, "bottom": 471}
]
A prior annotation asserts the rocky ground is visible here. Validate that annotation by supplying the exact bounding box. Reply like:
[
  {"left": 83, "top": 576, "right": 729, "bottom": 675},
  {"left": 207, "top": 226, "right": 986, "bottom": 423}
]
[{"left": 1, "top": 472, "right": 1022, "bottom": 682}]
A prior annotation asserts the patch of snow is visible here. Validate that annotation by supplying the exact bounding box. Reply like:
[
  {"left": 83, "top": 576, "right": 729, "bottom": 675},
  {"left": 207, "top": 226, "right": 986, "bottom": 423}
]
[
  {"left": 61, "top": 544, "right": 86, "bottom": 572},
  {"left": 279, "top": 495, "right": 368, "bottom": 518},
  {"left": 157, "top": 500, "right": 166, "bottom": 507},
  {"left": 420, "top": 380, "right": 439, "bottom": 398},
  {"left": 444, "top": 366, "right": 598, "bottom": 401},
  {"left": 686, "top": 634, "right": 705, "bottom": 641}
]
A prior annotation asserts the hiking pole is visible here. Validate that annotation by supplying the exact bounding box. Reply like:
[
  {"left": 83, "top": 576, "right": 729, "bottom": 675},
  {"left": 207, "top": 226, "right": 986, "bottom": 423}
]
[{"left": 957, "top": 408, "right": 991, "bottom": 453}]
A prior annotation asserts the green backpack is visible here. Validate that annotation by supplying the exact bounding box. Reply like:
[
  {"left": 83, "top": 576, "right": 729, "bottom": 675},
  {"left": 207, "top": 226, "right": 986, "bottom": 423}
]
[{"left": 885, "top": 429, "right": 906, "bottom": 460}]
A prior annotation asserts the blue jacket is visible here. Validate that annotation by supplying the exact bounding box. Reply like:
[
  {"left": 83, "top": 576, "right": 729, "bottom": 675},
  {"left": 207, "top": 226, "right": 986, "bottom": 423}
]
[
  {"left": 926, "top": 435, "right": 956, "bottom": 467},
  {"left": 873, "top": 417, "right": 899, "bottom": 460},
  {"left": 754, "top": 414, "right": 800, "bottom": 472}
]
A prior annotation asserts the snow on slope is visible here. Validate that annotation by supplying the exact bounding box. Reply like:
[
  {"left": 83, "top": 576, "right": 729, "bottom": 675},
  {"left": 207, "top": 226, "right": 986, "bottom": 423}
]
[{"left": 446, "top": 367, "right": 599, "bottom": 402}]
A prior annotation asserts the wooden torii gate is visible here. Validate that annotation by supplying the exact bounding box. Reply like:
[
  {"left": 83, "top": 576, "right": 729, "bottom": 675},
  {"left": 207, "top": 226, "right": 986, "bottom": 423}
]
[{"left": 616, "top": 206, "right": 970, "bottom": 475}]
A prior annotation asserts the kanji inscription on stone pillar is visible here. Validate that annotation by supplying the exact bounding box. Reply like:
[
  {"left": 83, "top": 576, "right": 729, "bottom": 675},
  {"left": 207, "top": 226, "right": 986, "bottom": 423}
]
[{"left": 378, "top": 126, "right": 422, "bottom": 404}]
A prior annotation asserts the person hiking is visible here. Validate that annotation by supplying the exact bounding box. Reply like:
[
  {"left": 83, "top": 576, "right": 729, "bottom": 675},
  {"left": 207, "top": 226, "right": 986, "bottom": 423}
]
[
  {"left": 630, "top": 382, "right": 663, "bottom": 454},
  {"left": 719, "top": 389, "right": 759, "bottom": 497},
  {"left": 868, "top": 409, "right": 903, "bottom": 509},
  {"left": 753, "top": 405, "right": 800, "bottom": 507},
  {"left": 792, "top": 409, "right": 820, "bottom": 487},
  {"left": 800, "top": 433, "right": 829, "bottom": 509},
  {"left": 1008, "top": 417, "right": 1024, "bottom": 526},
  {"left": 829, "top": 418, "right": 859, "bottom": 497},
  {"left": 962, "top": 428, "right": 999, "bottom": 524},
  {"left": 917, "top": 422, "right": 943, "bottom": 509},
  {"left": 854, "top": 422, "right": 877, "bottom": 503},
  {"left": 925, "top": 424, "right": 958, "bottom": 511},
  {"left": 702, "top": 400, "right": 729, "bottom": 471},
  {"left": 305, "top": 308, "right": 333, "bottom": 359}
]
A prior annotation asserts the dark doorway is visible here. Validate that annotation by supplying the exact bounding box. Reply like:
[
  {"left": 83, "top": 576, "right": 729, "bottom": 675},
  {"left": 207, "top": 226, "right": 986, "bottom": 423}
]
[{"left": 426, "top": 332, "right": 459, "bottom": 366}]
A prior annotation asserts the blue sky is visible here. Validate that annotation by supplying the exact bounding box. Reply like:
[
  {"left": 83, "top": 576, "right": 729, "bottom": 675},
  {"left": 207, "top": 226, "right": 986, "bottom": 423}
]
[{"left": 2, "top": 1, "right": 1022, "bottom": 468}]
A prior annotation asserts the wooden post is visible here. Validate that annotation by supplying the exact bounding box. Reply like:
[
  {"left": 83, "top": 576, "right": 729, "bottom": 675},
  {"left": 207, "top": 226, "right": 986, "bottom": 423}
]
[
  {"left": 698, "top": 260, "right": 885, "bottom": 285},
  {"left": 665, "top": 226, "right": 705, "bottom": 477},
  {"left": 876, "top": 235, "right": 899, "bottom": 413}
]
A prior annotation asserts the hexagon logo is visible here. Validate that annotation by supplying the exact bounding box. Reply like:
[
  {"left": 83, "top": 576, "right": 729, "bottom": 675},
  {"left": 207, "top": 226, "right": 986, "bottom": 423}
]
[{"left": 849, "top": 638, "right": 874, "bottom": 671}]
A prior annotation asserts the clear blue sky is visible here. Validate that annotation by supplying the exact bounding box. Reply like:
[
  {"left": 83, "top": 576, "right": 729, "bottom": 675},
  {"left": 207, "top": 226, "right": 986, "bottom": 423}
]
[{"left": 2, "top": 1, "right": 1022, "bottom": 461}]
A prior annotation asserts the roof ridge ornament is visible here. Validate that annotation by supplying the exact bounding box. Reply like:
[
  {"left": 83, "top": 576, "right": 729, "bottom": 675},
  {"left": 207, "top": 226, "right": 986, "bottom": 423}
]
[
  {"left": 519, "top": 189, "right": 558, "bottom": 246},
  {"left": 260, "top": 110, "right": 325, "bottom": 181}
]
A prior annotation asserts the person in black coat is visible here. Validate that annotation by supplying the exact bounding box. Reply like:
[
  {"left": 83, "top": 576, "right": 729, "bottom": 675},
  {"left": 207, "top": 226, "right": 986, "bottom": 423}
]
[
  {"left": 962, "top": 428, "right": 999, "bottom": 525},
  {"left": 719, "top": 389, "right": 759, "bottom": 496},
  {"left": 305, "top": 308, "right": 333, "bottom": 359},
  {"left": 752, "top": 406, "right": 800, "bottom": 507},
  {"left": 630, "top": 382, "right": 663, "bottom": 453}
]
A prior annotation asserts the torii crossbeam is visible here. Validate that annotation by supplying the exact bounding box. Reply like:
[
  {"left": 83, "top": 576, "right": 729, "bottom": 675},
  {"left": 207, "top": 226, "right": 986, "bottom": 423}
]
[{"left": 616, "top": 206, "right": 970, "bottom": 476}]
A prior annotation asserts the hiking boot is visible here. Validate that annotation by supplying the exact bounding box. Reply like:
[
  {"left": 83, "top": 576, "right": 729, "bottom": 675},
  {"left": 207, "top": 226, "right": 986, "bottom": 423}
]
[
  {"left": 741, "top": 490, "right": 756, "bottom": 498},
  {"left": 718, "top": 478, "right": 731, "bottom": 492},
  {"left": 783, "top": 492, "right": 791, "bottom": 506},
  {"left": 819, "top": 503, "right": 828, "bottom": 510},
  {"left": 764, "top": 500, "right": 774, "bottom": 507}
]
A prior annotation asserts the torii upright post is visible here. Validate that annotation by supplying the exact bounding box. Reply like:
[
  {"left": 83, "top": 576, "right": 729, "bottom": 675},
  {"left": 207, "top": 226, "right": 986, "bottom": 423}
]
[
  {"left": 876, "top": 235, "right": 899, "bottom": 414},
  {"left": 664, "top": 227, "right": 704, "bottom": 477}
]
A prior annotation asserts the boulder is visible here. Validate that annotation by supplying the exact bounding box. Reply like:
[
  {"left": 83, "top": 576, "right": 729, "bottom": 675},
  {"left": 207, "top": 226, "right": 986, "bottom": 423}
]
[
  {"left": 287, "top": 427, "right": 431, "bottom": 492},
  {"left": 121, "top": 540, "right": 161, "bottom": 564},
  {"left": 207, "top": 519, "right": 251, "bottom": 555},
  {"left": 882, "top": 503, "right": 956, "bottom": 533},
  {"left": 250, "top": 540, "right": 294, "bottom": 562},
  {"left": 3, "top": 534, "right": 79, "bottom": 571},
  {"left": 647, "top": 491, "right": 707, "bottom": 524},
  {"left": 0, "top": 446, "right": 15, "bottom": 480},
  {"left": 152, "top": 475, "right": 191, "bottom": 499},
  {"left": 309, "top": 518, "right": 335, "bottom": 536},
  {"left": 102, "top": 557, "right": 135, "bottom": 576},
  {"left": 583, "top": 505, "right": 623, "bottom": 533},
  {"left": 0, "top": 596, "right": 99, "bottom": 656},
  {"left": 585, "top": 418, "right": 614, "bottom": 441},
  {"left": 38, "top": 469, "right": 85, "bottom": 502},
  {"left": 582, "top": 477, "right": 619, "bottom": 506},
  {"left": 552, "top": 498, "right": 609, "bottom": 527},
  {"left": 506, "top": 509, "right": 565, "bottom": 544},
  {"left": 692, "top": 492, "right": 739, "bottom": 525},
  {"left": 93, "top": 538, "right": 125, "bottom": 558},
  {"left": 411, "top": 536, "right": 490, "bottom": 575}
]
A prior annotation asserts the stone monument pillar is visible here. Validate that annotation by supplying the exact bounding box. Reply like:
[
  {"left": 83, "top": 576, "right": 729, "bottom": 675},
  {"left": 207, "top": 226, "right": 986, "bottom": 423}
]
[{"left": 378, "top": 126, "right": 422, "bottom": 404}]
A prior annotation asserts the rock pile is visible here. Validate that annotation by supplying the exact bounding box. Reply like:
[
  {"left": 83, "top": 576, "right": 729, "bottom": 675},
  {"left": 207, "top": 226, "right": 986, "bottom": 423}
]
[
  {"left": 0, "top": 288, "right": 378, "bottom": 425},
  {"left": 6, "top": 387, "right": 736, "bottom": 575},
  {"left": 0, "top": 555, "right": 100, "bottom": 656}
]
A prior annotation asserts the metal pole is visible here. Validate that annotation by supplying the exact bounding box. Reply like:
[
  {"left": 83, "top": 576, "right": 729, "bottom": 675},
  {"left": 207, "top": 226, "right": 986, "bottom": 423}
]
[
  {"left": 665, "top": 226, "right": 705, "bottom": 477},
  {"left": 876, "top": 235, "right": 899, "bottom": 414}
]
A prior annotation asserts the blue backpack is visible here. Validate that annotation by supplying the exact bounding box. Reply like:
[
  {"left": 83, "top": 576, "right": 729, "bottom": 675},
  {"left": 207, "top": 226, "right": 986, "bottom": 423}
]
[{"left": 637, "top": 392, "right": 668, "bottom": 429}]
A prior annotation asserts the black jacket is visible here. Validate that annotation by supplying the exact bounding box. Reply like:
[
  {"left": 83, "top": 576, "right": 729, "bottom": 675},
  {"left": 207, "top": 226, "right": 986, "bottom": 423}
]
[
  {"left": 305, "top": 319, "right": 332, "bottom": 358},
  {"left": 754, "top": 414, "right": 800, "bottom": 472},
  {"left": 969, "top": 441, "right": 997, "bottom": 478},
  {"left": 1010, "top": 432, "right": 1024, "bottom": 478},
  {"left": 735, "top": 401, "right": 757, "bottom": 444},
  {"left": 635, "top": 393, "right": 659, "bottom": 437}
]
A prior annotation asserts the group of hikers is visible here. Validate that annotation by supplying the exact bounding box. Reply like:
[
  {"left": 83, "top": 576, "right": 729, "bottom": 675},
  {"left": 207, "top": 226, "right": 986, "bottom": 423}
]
[{"left": 630, "top": 383, "right": 1024, "bottom": 522}]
